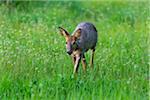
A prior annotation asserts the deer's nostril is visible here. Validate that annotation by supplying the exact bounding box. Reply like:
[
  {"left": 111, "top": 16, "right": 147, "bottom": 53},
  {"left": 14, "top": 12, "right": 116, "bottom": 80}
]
[{"left": 67, "top": 51, "right": 72, "bottom": 55}]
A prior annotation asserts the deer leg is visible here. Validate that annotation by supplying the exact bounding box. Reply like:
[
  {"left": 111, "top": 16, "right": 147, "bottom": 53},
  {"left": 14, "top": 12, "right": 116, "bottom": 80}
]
[
  {"left": 81, "top": 54, "right": 86, "bottom": 72},
  {"left": 73, "top": 55, "right": 81, "bottom": 74},
  {"left": 90, "top": 48, "right": 95, "bottom": 68},
  {"left": 72, "top": 56, "right": 76, "bottom": 65}
]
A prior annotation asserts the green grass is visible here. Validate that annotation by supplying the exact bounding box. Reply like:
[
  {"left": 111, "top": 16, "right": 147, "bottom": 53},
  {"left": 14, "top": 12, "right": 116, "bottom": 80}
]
[{"left": 0, "top": 1, "right": 149, "bottom": 100}]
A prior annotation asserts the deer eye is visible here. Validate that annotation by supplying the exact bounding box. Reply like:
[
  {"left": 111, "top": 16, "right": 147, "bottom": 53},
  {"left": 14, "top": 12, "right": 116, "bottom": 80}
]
[
  {"left": 72, "top": 42, "right": 75, "bottom": 45},
  {"left": 72, "top": 42, "right": 77, "bottom": 49}
]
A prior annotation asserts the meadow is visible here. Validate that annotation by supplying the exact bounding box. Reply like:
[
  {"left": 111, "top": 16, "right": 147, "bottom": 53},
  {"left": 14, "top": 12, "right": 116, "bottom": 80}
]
[{"left": 0, "top": 1, "right": 149, "bottom": 100}]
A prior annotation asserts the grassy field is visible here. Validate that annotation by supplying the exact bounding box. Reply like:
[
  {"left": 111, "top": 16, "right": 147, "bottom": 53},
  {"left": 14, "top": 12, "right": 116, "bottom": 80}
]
[{"left": 0, "top": 1, "right": 149, "bottom": 100}]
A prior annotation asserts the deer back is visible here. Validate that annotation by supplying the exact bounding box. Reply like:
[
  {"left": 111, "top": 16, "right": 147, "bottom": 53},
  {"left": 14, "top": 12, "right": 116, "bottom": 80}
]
[{"left": 72, "top": 22, "right": 98, "bottom": 52}]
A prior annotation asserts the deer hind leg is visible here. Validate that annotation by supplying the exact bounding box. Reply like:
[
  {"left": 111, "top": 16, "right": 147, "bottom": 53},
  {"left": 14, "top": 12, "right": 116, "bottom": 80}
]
[
  {"left": 90, "top": 48, "right": 95, "bottom": 68},
  {"left": 73, "top": 55, "right": 81, "bottom": 74},
  {"left": 81, "top": 54, "right": 86, "bottom": 72}
]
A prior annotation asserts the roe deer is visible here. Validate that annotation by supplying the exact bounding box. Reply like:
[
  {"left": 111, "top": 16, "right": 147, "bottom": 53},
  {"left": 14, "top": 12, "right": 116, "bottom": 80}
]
[{"left": 59, "top": 22, "right": 98, "bottom": 74}]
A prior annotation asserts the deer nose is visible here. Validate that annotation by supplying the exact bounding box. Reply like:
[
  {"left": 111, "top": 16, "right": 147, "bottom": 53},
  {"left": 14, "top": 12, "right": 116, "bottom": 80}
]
[{"left": 67, "top": 51, "right": 72, "bottom": 55}]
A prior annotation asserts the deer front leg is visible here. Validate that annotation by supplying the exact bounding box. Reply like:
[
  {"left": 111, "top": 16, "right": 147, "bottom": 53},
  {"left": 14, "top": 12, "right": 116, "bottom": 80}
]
[
  {"left": 71, "top": 56, "right": 76, "bottom": 65},
  {"left": 73, "top": 55, "right": 81, "bottom": 74},
  {"left": 81, "top": 54, "right": 86, "bottom": 72},
  {"left": 90, "top": 48, "right": 95, "bottom": 68}
]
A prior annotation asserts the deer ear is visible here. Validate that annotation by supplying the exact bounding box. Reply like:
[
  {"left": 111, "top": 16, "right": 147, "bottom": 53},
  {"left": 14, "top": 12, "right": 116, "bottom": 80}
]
[
  {"left": 58, "top": 27, "right": 69, "bottom": 37},
  {"left": 74, "top": 28, "right": 81, "bottom": 38}
]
